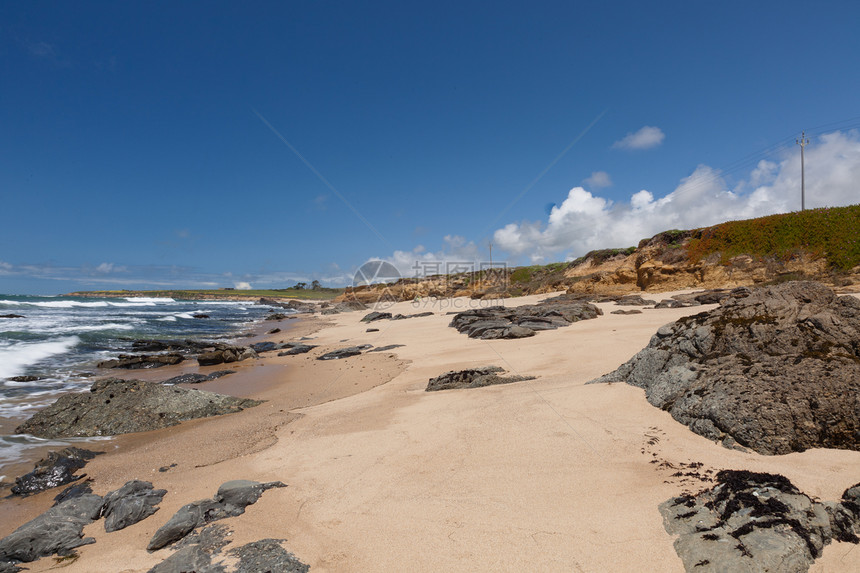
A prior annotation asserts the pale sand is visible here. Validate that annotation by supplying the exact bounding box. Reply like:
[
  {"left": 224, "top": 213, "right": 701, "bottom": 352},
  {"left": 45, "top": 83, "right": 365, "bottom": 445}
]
[{"left": 4, "top": 292, "right": 860, "bottom": 572}]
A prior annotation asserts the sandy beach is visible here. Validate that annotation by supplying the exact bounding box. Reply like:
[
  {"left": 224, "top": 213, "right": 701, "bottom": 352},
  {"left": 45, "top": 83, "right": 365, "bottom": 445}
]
[{"left": 3, "top": 291, "right": 860, "bottom": 572}]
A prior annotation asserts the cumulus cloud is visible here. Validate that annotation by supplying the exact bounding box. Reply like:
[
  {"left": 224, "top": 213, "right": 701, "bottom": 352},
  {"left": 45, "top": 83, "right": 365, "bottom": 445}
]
[
  {"left": 370, "top": 235, "right": 483, "bottom": 280},
  {"left": 612, "top": 126, "right": 665, "bottom": 150},
  {"left": 583, "top": 171, "right": 612, "bottom": 189},
  {"left": 234, "top": 282, "right": 253, "bottom": 290},
  {"left": 495, "top": 130, "right": 860, "bottom": 263}
]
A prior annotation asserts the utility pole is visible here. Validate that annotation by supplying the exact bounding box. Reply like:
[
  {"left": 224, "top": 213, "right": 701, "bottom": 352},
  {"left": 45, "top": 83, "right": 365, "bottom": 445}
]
[
  {"left": 796, "top": 131, "right": 809, "bottom": 211},
  {"left": 488, "top": 241, "right": 493, "bottom": 269}
]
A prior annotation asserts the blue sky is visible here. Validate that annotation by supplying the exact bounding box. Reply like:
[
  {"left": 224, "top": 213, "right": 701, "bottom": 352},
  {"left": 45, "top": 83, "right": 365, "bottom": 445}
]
[{"left": 2, "top": 1, "right": 860, "bottom": 294}]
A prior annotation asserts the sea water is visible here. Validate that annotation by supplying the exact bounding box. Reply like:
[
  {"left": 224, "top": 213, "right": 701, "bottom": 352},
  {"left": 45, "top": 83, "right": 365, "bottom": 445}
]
[{"left": 0, "top": 294, "right": 283, "bottom": 475}]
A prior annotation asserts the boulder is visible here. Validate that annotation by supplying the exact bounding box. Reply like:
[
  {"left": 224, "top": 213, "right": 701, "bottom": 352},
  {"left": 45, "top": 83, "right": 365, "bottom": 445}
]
[
  {"left": 16, "top": 378, "right": 261, "bottom": 438},
  {"left": 590, "top": 282, "right": 860, "bottom": 455},
  {"left": 97, "top": 354, "right": 184, "bottom": 369},
  {"left": 615, "top": 295, "right": 657, "bottom": 306},
  {"left": 102, "top": 480, "right": 167, "bottom": 532},
  {"left": 426, "top": 366, "right": 535, "bottom": 391},
  {"left": 0, "top": 494, "right": 103, "bottom": 566},
  {"left": 661, "top": 470, "right": 860, "bottom": 572},
  {"left": 361, "top": 311, "right": 392, "bottom": 322},
  {"left": 10, "top": 447, "right": 102, "bottom": 497},
  {"left": 450, "top": 300, "right": 601, "bottom": 339},
  {"left": 197, "top": 347, "right": 256, "bottom": 366},
  {"left": 147, "top": 481, "right": 286, "bottom": 551},
  {"left": 250, "top": 341, "right": 278, "bottom": 353}
]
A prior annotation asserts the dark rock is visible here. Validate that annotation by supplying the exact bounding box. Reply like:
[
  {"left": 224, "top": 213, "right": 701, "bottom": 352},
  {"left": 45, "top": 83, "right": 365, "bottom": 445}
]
[
  {"left": 53, "top": 481, "right": 94, "bottom": 506},
  {"left": 590, "top": 281, "right": 860, "bottom": 455},
  {"left": 277, "top": 344, "right": 315, "bottom": 356},
  {"left": 366, "top": 328, "right": 379, "bottom": 332},
  {"left": 264, "top": 313, "right": 288, "bottom": 321},
  {"left": 192, "top": 314, "right": 210, "bottom": 319},
  {"left": 426, "top": 366, "right": 536, "bottom": 391},
  {"left": 10, "top": 447, "right": 102, "bottom": 496},
  {"left": 250, "top": 341, "right": 278, "bottom": 353},
  {"left": 450, "top": 300, "right": 601, "bottom": 339},
  {"left": 0, "top": 314, "right": 24, "bottom": 319},
  {"left": 615, "top": 295, "right": 657, "bottom": 306},
  {"left": 230, "top": 539, "right": 310, "bottom": 573},
  {"left": 361, "top": 311, "right": 392, "bottom": 322},
  {"left": 159, "top": 463, "right": 178, "bottom": 473},
  {"left": 317, "top": 347, "right": 364, "bottom": 360},
  {"left": 267, "top": 328, "right": 281, "bottom": 334},
  {"left": 654, "top": 299, "right": 697, "bottom": 309},
  {"left": 661, "top": 469, "right": 860, "bottom": 572},
  {"left": 130, "top": 339, "right": 212, "bottom": 353},
  {"left": 147, "top": 481, "right": 286, "bottom": 551},
  {"left": 0, "top": 494, "right": 103, "bottom": 565},
  {"left": 6, "top": 375, "right": 43, "bottom": 382},
  {"left": 147, "top": 524, "right": 232, "bottom": 573},
  {"left": 259, "top": 298, "right": 315, "bottom": 313},
  {"left": 102, "top": 480, "right": 167, "bottom": 532},
  {"left": 610, "top": 309, "right": 642, "bottom": 315},
  {"left": 16, "top": 379, "right": 261, "bottom": 438},
  {"left": 98, "top": 353, "right": 184, "bottom": 369},
  {"left": 161, "top": 370, "right": 235, "bottom": 385},
  {"left": 367, "top": 344, "right": 405, "bottom": 353}
]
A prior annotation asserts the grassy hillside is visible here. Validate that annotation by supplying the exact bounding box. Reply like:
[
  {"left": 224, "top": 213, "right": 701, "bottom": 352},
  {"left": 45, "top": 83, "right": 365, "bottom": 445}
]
[{"left": 686, "top": 205, "right": 860, "bottom": 271}]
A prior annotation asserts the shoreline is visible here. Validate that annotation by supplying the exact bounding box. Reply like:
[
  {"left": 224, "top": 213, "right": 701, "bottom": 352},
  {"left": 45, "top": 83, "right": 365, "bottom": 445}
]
[{"left": 2, "top": 290, "right": 860, "bottom": 571}]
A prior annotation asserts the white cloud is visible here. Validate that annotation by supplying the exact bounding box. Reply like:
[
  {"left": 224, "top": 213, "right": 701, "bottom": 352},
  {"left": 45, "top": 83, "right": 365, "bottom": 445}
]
[
  {"left": 583, "top": 171, "right": 612, "bottom": 189},
  {"left": 234, "top": 281, "right": 253, "bottom": 290},
  {"left": 612, "top": 126, "right": 665, "bottom": 150},
  {"left": 495, "top": 130, "right": 860, "bottom": 262},
  {"left": 96, "top": 262, "right": 114, "bottom": 273},
  {"left": 370, "top": 235, "right": 483, "bottom": 280}
]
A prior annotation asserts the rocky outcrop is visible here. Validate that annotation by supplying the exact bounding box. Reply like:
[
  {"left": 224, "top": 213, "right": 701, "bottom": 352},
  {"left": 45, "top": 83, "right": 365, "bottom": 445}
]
[
  {"left": 147, "top": 525, "right": 309, "bottom": 573},
  {"left": 450, "top": 300, "right": 601, "bottom": 339},
  {"left": 0, "top": 494, "right": 103, "bottom": 567},
  {"left": 661, "top": 470, "right": 860, "bottom": 572},
  {"left": 316, "top": 345, "right": 372, "bottom": 360},
  {"left": 0, "top": 314, "right": 24, "bottom": 319},
  {"left": 10, "top": 447, "right": 102, "bottom": 497},
  {"left": 102, "top": 480, "right": 167, "bottom": 532},
  {"left": 16, "top": 378, "right": 261, "bottom": 438},
  {"left": 277, "top": 343, "right": 316, "bottom": 356},
  {"left": 148, "top": 481, "right": 286, "bottom": 551},
  {"left": 161, "top": 370, "right": 235, "bottom": 385},
  {"left": 590, "top": 282, "right": 860, "bottom": 455},
  {"left": 197, "top": 346, "right": 257, "bottom": 366},
  {"left": 97, "top": 354, "right": 184, "bottom": 369},
  {"left": 426, "top": 366, "right": 535, "bottom": 391}
]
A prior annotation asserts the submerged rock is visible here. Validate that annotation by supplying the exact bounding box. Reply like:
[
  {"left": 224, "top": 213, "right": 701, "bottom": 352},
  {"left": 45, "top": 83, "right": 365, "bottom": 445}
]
[
  {"left": 16, "top": 378, "right": 261, "bottom": 438},
  {"left": 426, "top": 366, "right": 535, "bottom": 391},
  {"left": 10, "top": 447, "right": 102, "bottom": 496},
  {"left": 590, "top": 282, "right": 860, "bottom": 455},
  {"left": 450, "top": 300, "right": 601, "bottom": 339},
  {"left": 661, "top": 470, "right": 860, "bottom": 572},
  {"left": 148, "top": 480, "right": 286, "bottom": 551}
]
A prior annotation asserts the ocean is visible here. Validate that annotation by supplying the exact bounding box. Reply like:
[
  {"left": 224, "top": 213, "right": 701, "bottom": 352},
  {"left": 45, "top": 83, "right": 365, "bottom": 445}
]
[{"left": 0, "top": 294, "right": 283, "bottom": 476}]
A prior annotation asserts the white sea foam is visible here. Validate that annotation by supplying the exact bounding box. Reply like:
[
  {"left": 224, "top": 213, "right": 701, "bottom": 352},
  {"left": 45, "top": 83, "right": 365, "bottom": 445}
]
[
  {"left": 0, "top": 300, "right": 110, "bottom": 309},
  {"left": 0, "top": 337, "right": 80, "bottom": 380},
  {"left": 157, "top": 316, "right": 177, "bottom": 322},
  {"left": 124, "top": 297, "right": 176, "bottom": 303}
]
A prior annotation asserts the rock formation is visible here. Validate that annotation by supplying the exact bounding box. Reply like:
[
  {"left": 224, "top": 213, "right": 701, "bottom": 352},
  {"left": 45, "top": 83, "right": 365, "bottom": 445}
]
[
  {"left": 661, "top": 470, "right": 860, "bottom": 572},
  {"left": 590, "top": 282, "right": 860, "bottom": 455},
  {"left": 426, "top": 366, "right": 535, "bottom": 391},
  {"left": 16, "top": 378, "right": 261, "bottom": 438},
  {"left": 148, "top": 481, "right": 286, "bottom": 551},
  {"left": 449, "top": 300, "right": 601, "bottom": 339},
  {"left": 10, "top": 447, "right": 102, "bottom": 497}
]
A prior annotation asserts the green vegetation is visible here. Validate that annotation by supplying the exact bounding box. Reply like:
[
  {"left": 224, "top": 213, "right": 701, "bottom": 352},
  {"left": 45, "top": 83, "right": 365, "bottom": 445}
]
[
  {"left": 68, "top": 288, "right": 343, "bottom": 300},
  {"left": 685, "top": 205, "right": 860, "bottom": 271},
  {"left": 570, "top": 247, "right": 636, "bottom": 267}
]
